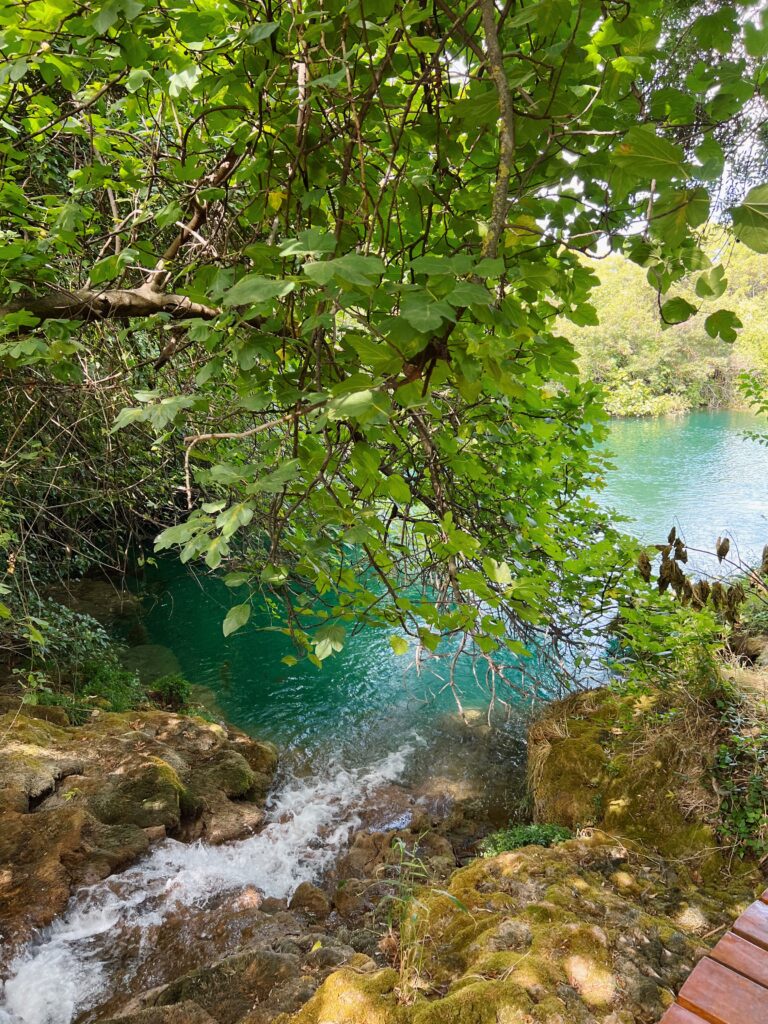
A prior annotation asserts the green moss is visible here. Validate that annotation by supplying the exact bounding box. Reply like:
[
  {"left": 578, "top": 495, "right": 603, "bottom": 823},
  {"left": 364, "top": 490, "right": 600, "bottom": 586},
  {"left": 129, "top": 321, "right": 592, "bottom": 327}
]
[
  {"left": 532, "top": 737, "right": 605, "bottom": 829},
  {"left": 288, "top": 968, "right": 403, "bottom": 1024},
  {"left": 411, "top": 979, "right": 533, "bottom": 1024},
  {"left": 195, "top": 750, "right": 257, "bottom": 800},
  {"left": 480, "top": 824, "right": 572, "bottom": 857}
]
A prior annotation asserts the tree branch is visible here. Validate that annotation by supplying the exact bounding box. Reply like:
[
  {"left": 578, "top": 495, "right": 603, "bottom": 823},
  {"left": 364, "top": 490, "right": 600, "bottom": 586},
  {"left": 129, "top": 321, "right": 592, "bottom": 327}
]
[
  {"left": 479, "top": 0, "right": 516, "bottom": 259},
  {"left": 1, "top": 284, "right": 219, "bottom": 323}
]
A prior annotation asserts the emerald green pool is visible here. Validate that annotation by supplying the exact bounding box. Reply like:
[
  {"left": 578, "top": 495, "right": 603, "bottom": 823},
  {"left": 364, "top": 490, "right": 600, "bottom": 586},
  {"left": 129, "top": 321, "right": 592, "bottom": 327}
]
[{"left": 141, "top": 409, "right": 768, "bottom": 752}]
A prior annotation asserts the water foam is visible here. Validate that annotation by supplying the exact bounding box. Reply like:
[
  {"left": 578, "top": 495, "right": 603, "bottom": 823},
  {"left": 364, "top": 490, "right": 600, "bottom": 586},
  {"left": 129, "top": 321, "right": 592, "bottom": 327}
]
[{"left": 0, "top": 741, "right": 415, "bottom": 1024}]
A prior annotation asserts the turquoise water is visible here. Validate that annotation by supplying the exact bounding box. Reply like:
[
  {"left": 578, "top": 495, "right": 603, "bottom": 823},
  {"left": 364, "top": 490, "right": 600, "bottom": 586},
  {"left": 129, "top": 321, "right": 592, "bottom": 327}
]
[
  {"left": 142, "top": 409, "right": 768, "bottom": 751},
  {"left": 598, "top": 410, "right": 768, "bottom": 568},
  {"left": 141, "top": 564, "right": 542, "bottom": 755}
]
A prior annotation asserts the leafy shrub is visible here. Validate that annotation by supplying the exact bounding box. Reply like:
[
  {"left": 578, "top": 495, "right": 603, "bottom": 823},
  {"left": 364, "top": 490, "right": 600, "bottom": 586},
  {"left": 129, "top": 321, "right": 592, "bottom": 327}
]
[
  {"left": 149, "top": 672, "right": 191, "bottom": 711},
  {"left": 479, "top": 823, "right": 572, "bottom": 857},
  {"left": 78, "top": 659, "right": 145, "bottom": 712},
  {"left": 714, "top": 689, "right": 768, "bottom": 858}
]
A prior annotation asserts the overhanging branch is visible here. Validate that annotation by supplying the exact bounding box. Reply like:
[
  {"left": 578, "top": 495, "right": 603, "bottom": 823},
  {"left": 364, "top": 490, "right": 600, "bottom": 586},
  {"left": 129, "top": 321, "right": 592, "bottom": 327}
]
[{"left": 1, "top": 284, "right": 219, "bottom": 323}]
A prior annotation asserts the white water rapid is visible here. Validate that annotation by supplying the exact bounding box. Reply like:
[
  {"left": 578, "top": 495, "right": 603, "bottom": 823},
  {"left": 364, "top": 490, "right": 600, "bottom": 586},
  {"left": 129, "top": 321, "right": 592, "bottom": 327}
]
[{"left": 0, "top": 741, "right": 417, "bottom": 1024}]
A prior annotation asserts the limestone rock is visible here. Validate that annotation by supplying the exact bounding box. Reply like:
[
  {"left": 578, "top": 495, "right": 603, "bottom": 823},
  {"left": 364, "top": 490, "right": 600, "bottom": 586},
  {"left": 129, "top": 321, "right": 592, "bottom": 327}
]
[
  {"left": 119, "top": 644, "right": 182, "bottom": 685},
  {"left": 0, "top": 708, "right": 279, "bottom": 969},
  {"left": 46, "top": 578, "right": 141, "bottom": 626},
  {"left": 289, "top": 882, "right": 331, "bottom": 920},
  {"left": 100, "top": 1001, "right": 217, "bottom": 1024}
]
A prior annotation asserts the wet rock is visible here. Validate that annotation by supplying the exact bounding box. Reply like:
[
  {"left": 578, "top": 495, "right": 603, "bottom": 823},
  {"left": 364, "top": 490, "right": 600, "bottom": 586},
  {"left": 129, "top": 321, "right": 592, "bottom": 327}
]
[
  {"left": 89, "top": 758, "right": 192, "bottom": 830},
  {"left": 136, "top": 946, "right": 314, "bottom": 1024},
  {"left": 46, "top": 578, "right": 141, "bottom": 626},
  {"left": 119, "top": 644, "right": 182, "bottom": 685},
  {"left": 0, "top": 708, "right": 279, "bottom": 968},
  {"left": 289, "top": 882, "right": 331, "bottom": 920},
  {"left": 194, "top": 748, "right": 258, "bottom": 799},
  {"left": 339, "top": 827, "right": 455, "bottom": 881},
  {"left": 100, "top": 1001, "right": 217, "bottom": 1023},
  {"left": 332, "top": 878, "right": 370, "bottom": 920},
  {"left": 0, "top": 805, "right": 149, "bottom": 956}
]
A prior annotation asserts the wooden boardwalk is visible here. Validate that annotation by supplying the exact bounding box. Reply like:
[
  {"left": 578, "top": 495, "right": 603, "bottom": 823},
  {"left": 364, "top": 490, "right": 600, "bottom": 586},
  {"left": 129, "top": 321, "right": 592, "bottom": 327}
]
[{"left": 660, "top": 889, "right": 768, "bottom": 1023}]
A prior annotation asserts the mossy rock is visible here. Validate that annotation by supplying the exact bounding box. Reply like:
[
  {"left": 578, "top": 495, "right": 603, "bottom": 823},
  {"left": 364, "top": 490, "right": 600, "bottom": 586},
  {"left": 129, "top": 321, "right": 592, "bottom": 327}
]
[
  {"left": 240, "top": 737, "right": 279, "bottom": 777},
  {"left": 530, "top": 735, "right": 605, "bottom": 829},
  {"left": 411, "top": 979, "right": 535, "bottom": 1024},
  {"left": 529, "top": 688, "right": 723, "bottom": 873},
  {"left": 192, "top": 749, "right": 258, "bottom": 800},
  {"left": 286, "top": 967, "right": 403, "bottom": 1024},
  {"left": 88, "top": 757, "right": 194, "bottom": 830}
]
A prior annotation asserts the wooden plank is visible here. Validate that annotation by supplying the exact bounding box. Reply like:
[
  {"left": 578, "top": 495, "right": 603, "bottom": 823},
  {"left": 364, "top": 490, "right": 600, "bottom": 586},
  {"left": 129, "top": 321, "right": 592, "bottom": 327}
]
[
  {"left": 732, "top": 900, "right": 768, "bottom": 952},
  {"left": 710, "top": 931, "right": 768, "bottom": 990},
  {"left": 760, "top": 889, "right": 768, "bottom": 905},
  {"left": 678, "top": 958, "right": 768, "bottom": 1024},
  {"left": 659, "top": 1004, "right": 711, "bottom": 1023}
]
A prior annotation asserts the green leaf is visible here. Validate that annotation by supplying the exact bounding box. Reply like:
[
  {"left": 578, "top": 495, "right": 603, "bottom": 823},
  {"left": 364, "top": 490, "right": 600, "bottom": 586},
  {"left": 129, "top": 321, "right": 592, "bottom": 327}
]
[
  {"left": 705, "top": 309, "right": 742, "bottom": 343},
  {"left": 612, "top": 126, "right": 686, "bottom": 181},
  {"left": 168, "top": 65, "right": 200, "bottom": 97},
  {"left": 223, "top": 275, "right": 295, "bottom": 307},
  {"left": 389, "top": 635, "right": 409, "bottom": 655},
  {"left": 660, "top": 297, "right": 697, "bottom": 324},
  {"left": 483, "top": 557, "right": 513, "bottom": 586},
  {"left": 745, "top": 22, "right": 768, "bottom": 58},
  {"left": 401, "top": 303, "right": 445, "bottom": 332},
  {"left": 303, "top": 254, "right": 384, "bottom": 286},
  {"left": 731, "top": 184, "right": 768, "bottom": 254},
  {"left": 314, "top": 624, "right": 345, "bottom": 659},
  {"left": 223, "top": 602, "right": 251, "bottom": 637},
  {"left": 695, "top": 265, "right": 726, "bottom": 300},
  {"left": 326, "top": 389, "right": 375, "bottom": 420},
  {"left": 248, "top": 22, "right": 279, "bottom": 43},
  {"left": 386, "top": 473, "right": 411, "bottom": 504}
]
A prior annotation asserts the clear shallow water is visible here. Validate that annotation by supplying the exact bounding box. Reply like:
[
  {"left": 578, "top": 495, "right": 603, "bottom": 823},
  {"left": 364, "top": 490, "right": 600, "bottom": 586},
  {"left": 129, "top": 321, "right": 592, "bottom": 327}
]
[
  {"left": 139, "top": 564, "right": 545, "bottom": 755},
  {"left": 598, "top": 410, "right": 768, "bottom": 571}
]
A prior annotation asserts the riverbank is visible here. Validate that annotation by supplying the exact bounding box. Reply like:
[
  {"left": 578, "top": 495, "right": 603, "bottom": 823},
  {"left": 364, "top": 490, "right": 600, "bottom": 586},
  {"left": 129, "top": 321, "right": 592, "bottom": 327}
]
[{"left": 1, "top": 617, "right": 766, "bottom": 1024}]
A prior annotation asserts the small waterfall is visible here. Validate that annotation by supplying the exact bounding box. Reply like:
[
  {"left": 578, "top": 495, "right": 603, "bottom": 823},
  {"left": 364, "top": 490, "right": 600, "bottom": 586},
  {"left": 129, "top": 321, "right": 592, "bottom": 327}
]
[{"left": 0, "top": 742, "right": 416, "bottom": 1024}]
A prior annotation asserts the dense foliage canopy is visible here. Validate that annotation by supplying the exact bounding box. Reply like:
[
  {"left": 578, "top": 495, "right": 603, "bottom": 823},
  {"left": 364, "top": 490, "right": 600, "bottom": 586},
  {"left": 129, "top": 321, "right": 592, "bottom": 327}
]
[{"left": 2, "top": 0, "right": 768, "bottom": 691}]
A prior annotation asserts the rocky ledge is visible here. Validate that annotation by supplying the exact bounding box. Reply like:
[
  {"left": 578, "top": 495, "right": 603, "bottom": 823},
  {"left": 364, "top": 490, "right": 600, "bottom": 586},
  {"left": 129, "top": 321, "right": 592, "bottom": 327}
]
[{"left": 0, "top": 705, "right": 277, "bottom": 963}]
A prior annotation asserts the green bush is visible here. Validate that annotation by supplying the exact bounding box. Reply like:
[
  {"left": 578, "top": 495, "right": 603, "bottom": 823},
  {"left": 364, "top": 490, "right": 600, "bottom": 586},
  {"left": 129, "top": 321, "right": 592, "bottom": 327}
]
[
  {"left": 479, "top": 823, "right": 572, "bottom": 857},
  {"left": 78, "top": 659, "right": 145, "bottom": 712},
  {"left": 149, "top": 672, "right": 191, "bottom": 711}
]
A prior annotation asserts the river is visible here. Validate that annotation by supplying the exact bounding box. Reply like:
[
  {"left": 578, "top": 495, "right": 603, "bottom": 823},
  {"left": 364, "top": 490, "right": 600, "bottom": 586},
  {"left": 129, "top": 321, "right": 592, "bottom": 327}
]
[
  {"left": 598, "top": 409, "right": 768, "bottom": 568},
  {"left": 2, "top": 408, "right": 767, "bottom": 1024}
]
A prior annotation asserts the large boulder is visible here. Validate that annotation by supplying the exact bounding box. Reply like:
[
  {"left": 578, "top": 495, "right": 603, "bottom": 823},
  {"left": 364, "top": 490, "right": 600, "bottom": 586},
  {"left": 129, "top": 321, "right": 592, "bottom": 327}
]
[
  {"left": 46, "top": 578, "right": 141, "bottom": 625},
  {"left": 528, "top": 689, "right": 722, "bottom": 876},
  {"left": 119, "top": 644, "right": 182, "bottom": 684}
]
